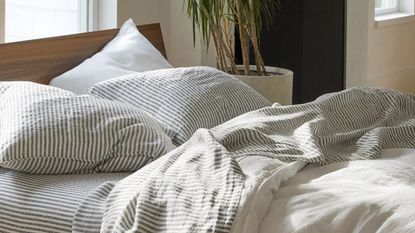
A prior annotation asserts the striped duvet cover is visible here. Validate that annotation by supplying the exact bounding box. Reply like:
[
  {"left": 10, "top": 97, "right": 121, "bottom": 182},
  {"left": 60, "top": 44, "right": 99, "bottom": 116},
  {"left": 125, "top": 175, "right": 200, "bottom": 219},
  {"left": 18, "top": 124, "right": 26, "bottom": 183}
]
[
  {"left": 71, "top": 87, "right": 415, "bottom": 233},
  {"left": 0, "top": 87, "right": 413, "bottom": 233},
  {"left": 0, "top": 88, "right": 415, "bottom": 232}
]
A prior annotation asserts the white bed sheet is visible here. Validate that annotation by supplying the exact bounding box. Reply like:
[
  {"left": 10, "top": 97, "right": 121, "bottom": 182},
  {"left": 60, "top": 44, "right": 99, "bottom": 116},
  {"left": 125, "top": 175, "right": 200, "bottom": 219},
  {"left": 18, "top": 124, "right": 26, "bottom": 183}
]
[{"left": 259, "top": 148, "right": 415, "bottom": 233}]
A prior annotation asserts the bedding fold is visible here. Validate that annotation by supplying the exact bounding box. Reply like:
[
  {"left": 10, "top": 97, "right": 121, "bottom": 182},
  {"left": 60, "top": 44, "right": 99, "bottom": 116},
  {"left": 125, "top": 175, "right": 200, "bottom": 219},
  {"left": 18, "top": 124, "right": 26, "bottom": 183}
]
[
  {"left": 74, "top": 87, "right": 415, "bottom": 233},
  {"left": 74, "top": 129, "right": 246, "bottom": 233},
  {"left": 258, "top": 149, "right": 415, "bottom": 233}
]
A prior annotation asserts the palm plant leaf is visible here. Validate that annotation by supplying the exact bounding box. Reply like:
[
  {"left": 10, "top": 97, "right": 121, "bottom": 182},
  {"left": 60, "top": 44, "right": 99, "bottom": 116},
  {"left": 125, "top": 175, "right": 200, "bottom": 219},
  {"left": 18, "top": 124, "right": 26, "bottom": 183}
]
[{"left": 185, "top": 0, "right": 281, "bottom": 75}]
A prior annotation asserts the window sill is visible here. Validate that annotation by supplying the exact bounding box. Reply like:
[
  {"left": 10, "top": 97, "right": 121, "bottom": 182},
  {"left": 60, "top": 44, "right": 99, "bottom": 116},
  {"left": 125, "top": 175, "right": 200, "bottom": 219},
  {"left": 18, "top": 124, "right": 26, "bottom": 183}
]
[{"left": 375, "top": 13, "right": 415, "bottom": 28}]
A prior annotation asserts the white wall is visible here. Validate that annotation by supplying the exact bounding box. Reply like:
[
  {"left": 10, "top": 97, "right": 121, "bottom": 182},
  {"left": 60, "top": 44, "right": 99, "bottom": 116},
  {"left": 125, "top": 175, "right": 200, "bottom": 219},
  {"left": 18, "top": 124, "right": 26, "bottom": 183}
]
[
  {"left": 117, "top": 0, "right": 165, "bottom": 26},
  {"left": 97, "top": 0, "right": 117, "bottom": 30},
  {"left": 0, "top": 0, "right": 4, "bottom": 43},
  {"left": 346, "top": 0, "right": 415, "bottom": 94},
  {"left": 116, "top": 0, "right": 214, "bottom": 67},
  {"left": 345, "top": 0, "right": 370, "bottom": 88},
  {"left": 367, "top": 9, "right": 415, "bottom": 93},
  {"left": 116, "top": 0, "right": 171, "bottom": 60},
  {"left": 166, "top": 0, "right": 215, "bottom": 67}
]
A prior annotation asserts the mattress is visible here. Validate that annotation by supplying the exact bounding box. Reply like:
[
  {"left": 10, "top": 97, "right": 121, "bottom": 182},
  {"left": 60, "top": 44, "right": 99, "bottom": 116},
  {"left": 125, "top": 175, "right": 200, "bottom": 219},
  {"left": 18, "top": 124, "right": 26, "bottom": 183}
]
[
  {"left": 259, "top": 148, "right": 415, "bottom": 233},
  {"left": 0, "top": 169, "right": 131, "bottom": 233}
]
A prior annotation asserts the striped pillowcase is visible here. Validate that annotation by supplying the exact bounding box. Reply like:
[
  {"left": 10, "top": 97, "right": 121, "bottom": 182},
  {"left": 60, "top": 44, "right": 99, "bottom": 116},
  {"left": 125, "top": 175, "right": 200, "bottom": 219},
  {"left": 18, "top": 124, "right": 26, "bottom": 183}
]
[
  {"left": 0, "top": 82, "right": 175, "bottom": 174},
  {"left": 88, "top": 67, "right": 272, "bottom": 145}
]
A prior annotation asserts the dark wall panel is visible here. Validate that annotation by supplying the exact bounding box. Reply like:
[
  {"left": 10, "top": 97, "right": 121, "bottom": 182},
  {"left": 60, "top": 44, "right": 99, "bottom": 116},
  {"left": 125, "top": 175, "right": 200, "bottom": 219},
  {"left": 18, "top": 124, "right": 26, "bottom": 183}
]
[
  {"left": 236, "top": 0, "right": 345, "bottom": 104},
  {"left": 302, "top": 0, "right": 345, "bottom": 102},
  {"left": 261, "top": 0, "right": 305, "bottom": 103}
]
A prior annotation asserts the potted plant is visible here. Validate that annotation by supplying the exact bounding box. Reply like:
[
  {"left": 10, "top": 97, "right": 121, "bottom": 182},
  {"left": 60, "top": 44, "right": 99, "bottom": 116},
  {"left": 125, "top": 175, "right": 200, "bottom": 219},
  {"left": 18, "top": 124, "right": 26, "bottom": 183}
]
[{"left": 186, "top": 0, "right": 293, "bottom": 105}]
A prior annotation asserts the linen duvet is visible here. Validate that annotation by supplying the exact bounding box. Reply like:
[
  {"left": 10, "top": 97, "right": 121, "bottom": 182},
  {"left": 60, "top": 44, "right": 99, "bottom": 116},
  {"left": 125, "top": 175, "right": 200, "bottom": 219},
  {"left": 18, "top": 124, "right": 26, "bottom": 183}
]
[
  {"left": 73, "top": 87, "right": 414, "bottom": 233},
  {"left": 259, "top": 148, "right": 415, "bottom": 233},
  {"left": 0, "top": 73, "right": 413, "bottom": 233}
]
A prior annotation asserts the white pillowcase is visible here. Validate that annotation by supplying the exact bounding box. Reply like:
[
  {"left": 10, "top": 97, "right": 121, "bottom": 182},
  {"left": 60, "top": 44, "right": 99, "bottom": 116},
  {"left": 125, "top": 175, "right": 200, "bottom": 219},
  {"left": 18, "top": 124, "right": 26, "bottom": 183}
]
[{"left": 50, "top": 19, "right": 172, "bottom": 94}]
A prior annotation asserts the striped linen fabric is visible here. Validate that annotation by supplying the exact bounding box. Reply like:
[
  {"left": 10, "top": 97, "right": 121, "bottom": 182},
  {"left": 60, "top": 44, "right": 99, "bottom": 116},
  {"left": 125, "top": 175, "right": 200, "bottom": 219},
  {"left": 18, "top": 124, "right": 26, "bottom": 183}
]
[
  {"left": 210, "top": 87, "right": 415, "bottom": 165},
  {"left": 0, "top": 82, "right": 175, "bottom": 174},
  {"left": 88, "top": 66, "right": 272, "bottom": 145},
  {"left": 74, "top": 129, "right": 245, "bottom": 233},
  {"left": 0, "top": 168, "right": 129, "bottom": 233},
  {"left": 74, "top": 87, "right": 415, "bottom": 233}
]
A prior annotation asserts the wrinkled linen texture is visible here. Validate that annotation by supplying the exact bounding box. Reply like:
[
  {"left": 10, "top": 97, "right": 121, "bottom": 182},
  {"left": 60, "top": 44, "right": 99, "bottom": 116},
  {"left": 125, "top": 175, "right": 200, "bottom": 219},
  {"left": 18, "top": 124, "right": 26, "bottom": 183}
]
[
  {"left": 212, "top": 87, "right": 415, "bottom": 164},
  {"left": 74, "top": 129, "right": 245, "bottom": 233},
  {"left": 0, "top": 82, "right": 175, "bottom": 174},
  {"left": 74, "top": 88, "right": 415, "bottom": 233},
  {"left": 88, "top": 66, "right": 272, "bottom": 145}
]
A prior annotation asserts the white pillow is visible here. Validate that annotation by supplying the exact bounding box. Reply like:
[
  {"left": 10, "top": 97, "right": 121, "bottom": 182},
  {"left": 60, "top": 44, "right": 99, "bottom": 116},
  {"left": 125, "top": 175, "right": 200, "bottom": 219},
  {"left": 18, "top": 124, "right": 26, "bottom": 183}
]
[{"left": 50, "top": 19, "right": 172, "bottom": 94}]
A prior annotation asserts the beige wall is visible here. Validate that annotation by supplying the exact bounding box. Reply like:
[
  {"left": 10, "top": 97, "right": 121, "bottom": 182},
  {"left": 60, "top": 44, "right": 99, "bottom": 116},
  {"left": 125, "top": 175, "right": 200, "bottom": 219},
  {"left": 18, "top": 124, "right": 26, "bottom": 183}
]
[
  {"left": 116, "top": 0, "right": 170, "bottom": 64},
  {"left": 0, "top": 0, "right": 4, "bottom": 43},
  {"left": 116, "top": 0, "right": 214, "bottom": 67},
  {"left": 367, "top": 9, "right": 415, "bottom": 94},
  {"left": 117, "top": 0, "right": 166, "bottom": 26},
  {"left": 346, "top": 0, "right": 415, "bottom": 94},
  {"left": 166, "top": 0, "right": 202, "bottom": 67},
  {"left": 345, "top": 0, "right": 370, "bottom": 88},
  {"left": 166, "top": 0, "right": 215, "bottom": 67},
  {"left": 97, "top": 0, "right": 117, "bottom": 30}
]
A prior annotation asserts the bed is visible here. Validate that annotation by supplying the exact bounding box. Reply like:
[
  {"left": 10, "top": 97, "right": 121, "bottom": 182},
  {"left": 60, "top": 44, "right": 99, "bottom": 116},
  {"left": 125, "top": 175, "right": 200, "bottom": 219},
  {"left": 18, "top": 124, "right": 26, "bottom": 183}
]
[
  {"left": 0, "top": 22, "right": 169, "bottom": 233},
  {"left": 0, "top": 21, "right": 414, "bottom": 233},
  {"left": 0, "top": 23, "right": 166, "bottom": 84}
]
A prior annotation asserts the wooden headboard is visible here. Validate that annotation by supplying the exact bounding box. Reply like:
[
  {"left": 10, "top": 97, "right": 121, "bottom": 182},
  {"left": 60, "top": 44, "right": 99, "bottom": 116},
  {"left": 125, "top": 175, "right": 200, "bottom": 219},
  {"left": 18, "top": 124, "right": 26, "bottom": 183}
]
[{"left": 0, "top": 23, "right": 166, "bottom": 85}]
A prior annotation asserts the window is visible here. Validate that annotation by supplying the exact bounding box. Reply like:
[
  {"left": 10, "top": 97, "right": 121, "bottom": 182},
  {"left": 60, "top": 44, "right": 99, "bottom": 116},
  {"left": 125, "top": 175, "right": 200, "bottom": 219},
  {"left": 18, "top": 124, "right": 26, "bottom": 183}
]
[
  {"left": 375, "top": 0, "right": 400, "bottom": 15},
  {"left": 374, "top": 0, "right": 415, "bottom": 25},
  {"left": 4, "top": 0, "right": 96, "bottom": 43}
]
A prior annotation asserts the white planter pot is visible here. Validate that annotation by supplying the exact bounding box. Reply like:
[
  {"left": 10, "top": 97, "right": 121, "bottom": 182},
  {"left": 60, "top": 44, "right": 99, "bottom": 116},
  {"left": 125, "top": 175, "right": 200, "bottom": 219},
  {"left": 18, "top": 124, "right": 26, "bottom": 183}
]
[{"left": 234, "top": 65, "right": 294, "bottom": 105}]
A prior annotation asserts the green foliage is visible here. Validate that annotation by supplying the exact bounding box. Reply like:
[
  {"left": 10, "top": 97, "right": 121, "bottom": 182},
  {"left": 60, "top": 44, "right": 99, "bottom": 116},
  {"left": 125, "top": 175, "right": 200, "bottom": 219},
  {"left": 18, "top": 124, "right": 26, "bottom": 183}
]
[{"left": 185, "top": 0, "right": 281, "bottom": 75}]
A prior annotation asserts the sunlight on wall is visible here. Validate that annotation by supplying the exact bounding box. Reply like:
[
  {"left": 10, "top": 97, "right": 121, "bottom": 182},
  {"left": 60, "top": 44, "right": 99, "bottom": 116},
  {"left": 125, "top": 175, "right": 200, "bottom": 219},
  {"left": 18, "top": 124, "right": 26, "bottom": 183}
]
[{"left": 346, "top": 0, "right": 415, "bottom": 94}]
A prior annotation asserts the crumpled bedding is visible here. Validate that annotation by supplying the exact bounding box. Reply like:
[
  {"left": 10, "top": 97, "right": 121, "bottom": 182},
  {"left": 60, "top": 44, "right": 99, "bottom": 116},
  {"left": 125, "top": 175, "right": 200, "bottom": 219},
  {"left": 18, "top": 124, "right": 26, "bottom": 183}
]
[
  {"left": 73, "top": 87, "right": 415, "bottom": 233},
  {"left": 259, "top": 148, "right": 415, "bottom": 233}
]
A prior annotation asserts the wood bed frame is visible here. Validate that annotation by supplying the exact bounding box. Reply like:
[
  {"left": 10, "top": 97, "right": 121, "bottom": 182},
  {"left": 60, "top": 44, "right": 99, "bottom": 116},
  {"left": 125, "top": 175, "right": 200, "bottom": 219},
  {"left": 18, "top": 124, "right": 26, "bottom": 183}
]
[{"left": 0, "top": 23, "right": 166, "bottom": 85}]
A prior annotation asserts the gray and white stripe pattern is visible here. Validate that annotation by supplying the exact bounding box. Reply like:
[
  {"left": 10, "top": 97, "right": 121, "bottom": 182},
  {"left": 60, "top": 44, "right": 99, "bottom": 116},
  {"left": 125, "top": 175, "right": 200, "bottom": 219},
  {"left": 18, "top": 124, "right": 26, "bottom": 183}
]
[
  {"left": 0, "top": 168, "right": 129, "bottom": 233},
  {"left": 211, "top": 87, "right": 415, "bottom": 165},
  {"left": 73, "top": 181, "right": 117, "bottom": 232},
  {"left": 88, "top": 66, "right": 272, "bottom": 145},
  {"left": 74, "top": 129, "right": 245, "bottom": 233},
  {"left": 0, "top": 82, "right": 175, "bottom": 174},
  {"left": 75, "top": 87, "right": 414, "bottom": 233}
]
